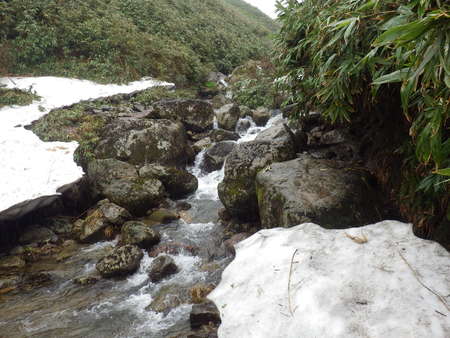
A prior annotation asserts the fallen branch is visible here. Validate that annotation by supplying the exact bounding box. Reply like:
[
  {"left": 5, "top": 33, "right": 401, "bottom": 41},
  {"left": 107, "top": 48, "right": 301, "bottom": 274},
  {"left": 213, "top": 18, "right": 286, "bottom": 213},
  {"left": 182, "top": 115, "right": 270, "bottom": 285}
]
[
  {"left": 288, "top": 249, "right": 299, "bottom": 316},
  {"left": 398, "top": 250, "right": 449, "bottom": 312}
]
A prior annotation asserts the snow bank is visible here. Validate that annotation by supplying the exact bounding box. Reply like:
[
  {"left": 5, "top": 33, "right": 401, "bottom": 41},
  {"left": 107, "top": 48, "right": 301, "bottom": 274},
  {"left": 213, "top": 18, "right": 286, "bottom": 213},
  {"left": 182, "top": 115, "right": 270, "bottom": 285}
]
[
  {"left": 0, "top": 76, "right": 173, "bottom": 216},
  {"left": 209, "top": 221, "right": 450, "bottom": 338}
]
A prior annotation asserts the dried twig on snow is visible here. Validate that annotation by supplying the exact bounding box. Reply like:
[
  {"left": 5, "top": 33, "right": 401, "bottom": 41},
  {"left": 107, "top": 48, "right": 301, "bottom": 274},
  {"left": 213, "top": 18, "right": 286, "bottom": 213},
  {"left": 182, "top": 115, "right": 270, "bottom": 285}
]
[
  {"left": 288, "top": 249, "right": 299, "bottom": 317},
  {"left": 398, "top": 250, "right": 450, "bottom": 312}
]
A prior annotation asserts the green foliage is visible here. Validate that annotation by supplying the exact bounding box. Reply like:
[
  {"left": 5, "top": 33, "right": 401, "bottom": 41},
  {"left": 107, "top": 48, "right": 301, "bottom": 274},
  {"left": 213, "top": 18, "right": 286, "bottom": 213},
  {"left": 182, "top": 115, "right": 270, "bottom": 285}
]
[
  {"left": 0, "top": 87, "right": 40, "bottom": 108},
  {"left": 0, "top": 0, "right": 276, "bottom": 85},
  {"left": 230, "top": 60, "right": 281, "bottom": 109},
  {"left": 275, "top": 0, "right": 449, "bottom": 231}
]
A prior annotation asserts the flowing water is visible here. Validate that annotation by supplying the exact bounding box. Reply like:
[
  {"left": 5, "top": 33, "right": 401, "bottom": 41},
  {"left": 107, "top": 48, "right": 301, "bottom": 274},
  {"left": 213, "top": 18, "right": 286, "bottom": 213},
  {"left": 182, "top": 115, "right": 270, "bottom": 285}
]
[{"left": 0, "top": 113, "right": 281, "bottom": 338}]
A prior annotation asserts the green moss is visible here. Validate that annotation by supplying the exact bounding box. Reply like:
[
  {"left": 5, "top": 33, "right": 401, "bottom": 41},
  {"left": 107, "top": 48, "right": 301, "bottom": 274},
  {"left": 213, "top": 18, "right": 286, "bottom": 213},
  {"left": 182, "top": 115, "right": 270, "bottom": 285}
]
[
  {"left": 0, "top": 87, "right": 40, "bottom": 108},
  {"left": 131, "top": 87, "right": 197, "bottom": 107}
]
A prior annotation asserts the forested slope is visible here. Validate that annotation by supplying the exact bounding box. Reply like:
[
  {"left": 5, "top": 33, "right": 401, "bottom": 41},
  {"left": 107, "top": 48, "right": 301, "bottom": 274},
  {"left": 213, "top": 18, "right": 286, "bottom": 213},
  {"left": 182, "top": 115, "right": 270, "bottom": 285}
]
[
  {"left": 0, "top": 0, "right": 276, "bottom": 84},
  {"left": 275, "top": 0, "right": 449, "bottom": 239}
]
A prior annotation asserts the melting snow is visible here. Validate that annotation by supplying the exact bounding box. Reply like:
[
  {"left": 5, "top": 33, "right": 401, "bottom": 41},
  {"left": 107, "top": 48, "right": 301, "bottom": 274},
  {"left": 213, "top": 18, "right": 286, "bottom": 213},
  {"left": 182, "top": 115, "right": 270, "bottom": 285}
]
[
  {"left": 0, "top": 76, "right": 173, "bottom": 215},
  {"left": 209, "top": 221, "right": 450, "bottom": 338}
]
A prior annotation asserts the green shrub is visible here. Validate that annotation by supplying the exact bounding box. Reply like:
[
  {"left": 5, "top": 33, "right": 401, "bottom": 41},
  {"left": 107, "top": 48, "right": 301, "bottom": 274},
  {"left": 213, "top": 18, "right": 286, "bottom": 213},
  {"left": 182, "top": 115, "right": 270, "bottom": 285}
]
[
  {"left": 275, "top": 0, "right": 449, "bottom": 233},
  {"left": 0, "top": 87, "right": 40, "bottom": 108},
  {"left": 0, "top": 0, "right": 276, "bottom": 85}
]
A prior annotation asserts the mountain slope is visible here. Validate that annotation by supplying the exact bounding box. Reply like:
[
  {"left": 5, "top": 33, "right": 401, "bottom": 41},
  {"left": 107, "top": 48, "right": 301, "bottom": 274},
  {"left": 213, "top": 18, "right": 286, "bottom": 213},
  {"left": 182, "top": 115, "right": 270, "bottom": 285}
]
[{"left": 0, "top": 0, "right": 276, "bottom": 84}]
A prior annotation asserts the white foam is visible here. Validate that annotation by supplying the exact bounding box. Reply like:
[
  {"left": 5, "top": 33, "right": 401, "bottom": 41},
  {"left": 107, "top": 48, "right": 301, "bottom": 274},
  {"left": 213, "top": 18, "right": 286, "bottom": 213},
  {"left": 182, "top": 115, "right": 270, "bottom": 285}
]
[{"left": 0, "top": 76, "right": 173, "bottom": 213}]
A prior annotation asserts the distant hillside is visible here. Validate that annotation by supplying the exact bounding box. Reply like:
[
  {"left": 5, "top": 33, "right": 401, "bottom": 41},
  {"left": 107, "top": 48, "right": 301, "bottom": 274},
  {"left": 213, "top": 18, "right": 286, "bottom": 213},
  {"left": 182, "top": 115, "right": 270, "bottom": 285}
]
[{"left": 0, "top": 0, "right": 277, "bottom": 84}]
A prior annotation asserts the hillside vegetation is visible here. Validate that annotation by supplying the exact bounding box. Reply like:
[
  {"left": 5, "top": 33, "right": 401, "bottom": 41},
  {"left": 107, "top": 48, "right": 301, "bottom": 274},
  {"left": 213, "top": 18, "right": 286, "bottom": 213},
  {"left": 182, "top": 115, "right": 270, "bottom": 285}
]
[
  {"left": 0, "top": 0, "right": 276, "bottom": 84},
  {"left": 275, "top": 0, "right": 449, "bottom": 237}
]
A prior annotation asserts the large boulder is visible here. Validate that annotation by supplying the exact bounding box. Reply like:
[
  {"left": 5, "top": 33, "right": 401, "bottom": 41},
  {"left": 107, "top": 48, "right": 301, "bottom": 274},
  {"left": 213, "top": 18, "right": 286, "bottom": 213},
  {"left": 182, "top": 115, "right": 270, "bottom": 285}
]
[
  {"left": 256, "top": 155, "right": 382, "bottom": 228},
  {"left": 76, "top": 200, "right": 131, "bottom": 243},
  {"left": 102, "top": 177, "right": 165, "bottom": 216},
  {"left": 121, "top": 221, "right": 161, "bottom": 249},
  {"left": 87, "top": 159, "right": 166, "bottom": 215},
  {"left": 139, "top": 164, "right": 198, "bottom": 198},
  {"left": 216, "top": 104, "right": 240, "bottom": 131},
  {"left": 96, "top": 245, "right": 143, "bottom": 278},
  {"left": 95, "top": 117, "right": 194, "bottom": 167},
  {"left": 87, "top": 158, "right": 138, "bottom": 197},
  {"left": 218, "top": 138, "right": 296, "bottom": 221},
  {"left": 149, "top": 99, "right": 215, "bottom": 133},
  {"left": 201, "top": 141, "right": 236, "bottom": 173}
]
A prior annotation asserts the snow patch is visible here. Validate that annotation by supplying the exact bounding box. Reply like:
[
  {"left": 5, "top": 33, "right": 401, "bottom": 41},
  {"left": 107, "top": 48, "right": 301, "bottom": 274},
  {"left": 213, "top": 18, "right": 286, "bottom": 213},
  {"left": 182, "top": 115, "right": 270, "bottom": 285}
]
[
  {"left": 209, "top": 221, "right": 450, "bottom": 338},
  {"left": 0, "top": 76, "right": 173, "bottom": 214}
]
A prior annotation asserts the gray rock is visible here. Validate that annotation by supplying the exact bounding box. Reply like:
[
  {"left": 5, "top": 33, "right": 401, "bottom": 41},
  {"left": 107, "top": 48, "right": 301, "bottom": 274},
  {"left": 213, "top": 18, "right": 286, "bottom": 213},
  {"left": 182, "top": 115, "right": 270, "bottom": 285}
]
[
  {"left": 201, "top": 141, "right": 236, "bottom": 173},
  {"left": 76, "top": 200, "right": 130, "bottom": 243},
  {"left": 146, "top": 284, "right": 190, "bottom": 315},
  {"left": 218, "top": 137, "right": 296, "bottom": 221},
  {"left": 256, "top": 155, "right": 382, "bottom": 228},
  {"left": 236, "top": 119, "right": 251, "bottom": 134},
  {"left": 121, "top": 221, "right": 161, "bottom": 249},
  {"left": 102, "top": 177, "right": 166, "bottom": 216},
  {"left": 190, "top": 301, "right": 221, "bottom": 329},
  {"left": 149, "top": 99, "right": 215, "bottom": 133},
  {"left": 19, "top": 227, "right": 58, "bottom": 245},
  {"left": 87, "top": 158, "right": 138, "bottom": 197},
  {"left": 193, "top": 137, "right": 213, "bottom": 153},
  {"left": 252, "top": 107, "right": 271, "bottom": 126},
  {"left": 239, "top": 105, "right": 252, "bottom": 118},
  {"left": 139, "top": 164, "right": 198, "bottom": 198},
  {"left": 0, "top": 256, "right": 26, "bottom": 274},
  {"left": 95, "top": 117, "right": 194, "bottom": 167},
  {"left": 216, "top": 104, "right": 240, "bottom": 131},
  {"left": 209, "top": 129, "right": 239, "bottom": 142},
  {"left": 96, "top": 245, "right": 143, "bottom": 278},
  {"left": 148, "top": 255, "right": 179, "bottom": 283}
]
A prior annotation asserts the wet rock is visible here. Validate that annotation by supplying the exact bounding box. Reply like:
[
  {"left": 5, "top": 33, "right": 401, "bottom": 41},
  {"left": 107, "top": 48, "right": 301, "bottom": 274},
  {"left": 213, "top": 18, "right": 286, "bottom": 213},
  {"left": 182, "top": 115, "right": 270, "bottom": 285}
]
[
  {"left": 95, "top": 117, "right": 194, "bottom": 167},
  {"left": 77, "top": 200, "right": 131, "bottom": 243},
  {"left": 0, "top": 256, "right": 26, "bottom": 274},
  {"left": 21, "top": 272, "right": 52, "bottom": 290},
  {"left": 193, "top": 137, "right": 213, "bottom": 153},
  {"left": 256, "top": 155, "right": 382, "bottom": 228},
  {"left": 216, "top": 104, "right": 240, "bottom": 131},
  {"left": 201, "top": 141, "right": 236, "bottom": 173},
  {"left": 96, "top": 245, "right": 143, "bottom": 278},
  {"left": 146, "top": 209, "right": 180, "bottom": 224},
  {"left": 146, "top": 284, "right": 190, "bottom": 315},
  {"left": 236, "top": 119, "right": 251, "bottom": 134},
  {"left": 9, "top": 246, "right": 25, "bottom": 256},
  {"left": 190, "top": 301, "right": 221, "bottom": 329},
  {"left": 218, "top": 138, "right": 296, "bottom": 221},
  {"left": 102, "top": 177, "right": 166, "bottom": 216},
  {"left": 149, "top": 243, "right": 199, "bottom": 257},
  {"left": 139, "top": 164, "right": 198, "bottom": 198},
  {"left": 45, "top": 216, "right": 74, "bottom": 236},
  {"left": 224, "top": 233, "right": 250, "bottom": 256},
  {"left": 149, "top": 99, "right": 215, "bottom": 133},
  {"left": 148, "top": 255, "right": 179, "bottom": 283},
  {"left": 121, "top": 221, "right": 161, "bottom": 249},
  {"left": 239, "top": 105, "right": 252, "bottom": 118},
  {"left": 190, "top": 284, "right": 215, "bottom": 304},
  {"left": 209, "top": 129, "right": 239, "bottom": 143},
  {"left": 211, "top": 94, "right": 229, "bottom": 109},
  {"left": 19, "top": 227, "right": 58, "bottom": 245},
  {"left": 218, "top": 208, "right": 231, "bottom": 222},
  {"left": 252, "top": 107, "right": 271, "bottom": 126},
  {"left": 176, "top": 201, "right": 192, "bottom": 211},
  {"left": 73, "top": 276, "right": 99, "bottom": 286},
  {"left": 87, "top": 158, "right": 138, "bottom": 196}
]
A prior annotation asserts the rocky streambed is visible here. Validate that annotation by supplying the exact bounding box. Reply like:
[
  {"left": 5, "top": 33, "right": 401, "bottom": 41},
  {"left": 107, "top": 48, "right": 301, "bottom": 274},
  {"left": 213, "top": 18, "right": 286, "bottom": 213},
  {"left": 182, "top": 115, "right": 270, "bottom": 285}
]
[{"left": 0, "top": 73, "right": 401, "bottom": 337}]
